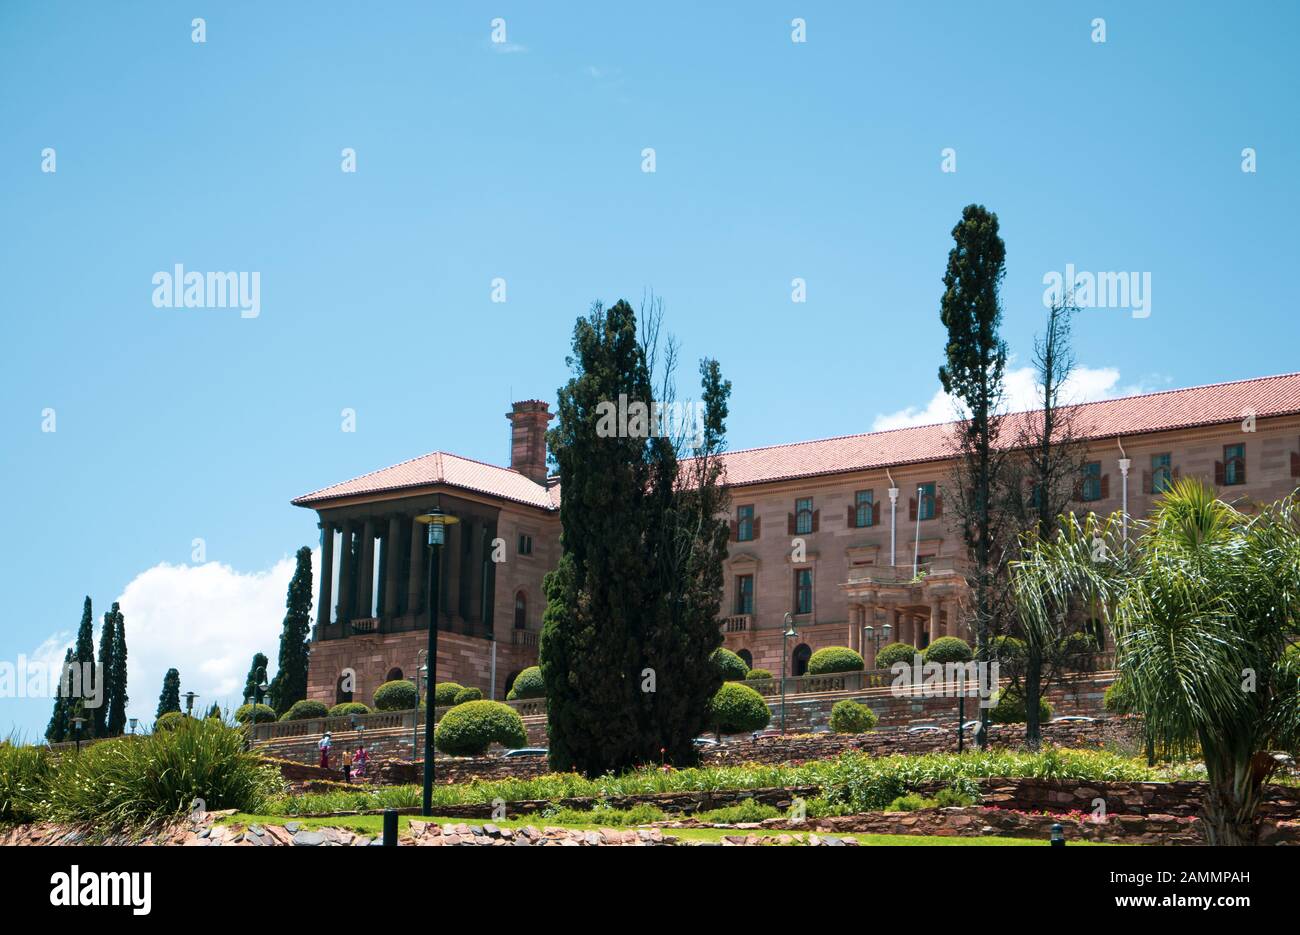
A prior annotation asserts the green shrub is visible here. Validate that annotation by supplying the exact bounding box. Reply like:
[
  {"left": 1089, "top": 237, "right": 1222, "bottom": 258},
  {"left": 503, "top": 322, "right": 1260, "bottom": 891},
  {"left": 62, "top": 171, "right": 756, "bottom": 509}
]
[
  {"left": 0, "top": 742, "right": 54, "bottom": 823},
  {"left": 279, "top": 699, "right": 330, "bottom": 722},
  {"left": 234, "top": 703, "right": 277, "bottom": 725},
  {"left": 695, "top": 798, "right": 781, "bottom": 824},
  {"left": 935, "top": 785, "right": 978, "bottom": 808},
  {"left": 807, "top": 646, "right": 865, "bottom": 675},
  {"left": 43, "top": 718, "right": 278, "bottom": 834},
  {"left": 989, "top": 636, "right": 1027, "bottom": 674},
  {"left": 542, "top": 803, "right": 667, "bottom": 826},
  {"left": 828, "top": 699, "right": 877, "bottom": 733},
  {"left": 923, "top": 636, "right": 973, "bottom": 664},
  {"left": 373, "top": 680, "right": 419, "bottom": 711},
  {"left": 432, "top": 682, "right": 464, "bottom": 706},
  {"left": 744, "top": 668, "right": 774, "bottom": 681},
  {"left": 988, "top": 688, "right": 1053, "bottom": 725},
  {"left": 453, "top": 687, "right": 483, "bottom": 705},
  {"left": 434, "top": 701, "right": 528, "bottom": 756},
  {"left": 711, "top": 648, "right": 750, "bottom": 681},
  {"left": 1103, "top": 679, "right": 1135, "bottom": 715},
  {"left": 874, "top": 642, "right": 918, "bottom": 669},
  {"left": 886, "top": 793, "right": 936, "bottom": 811},
  {"left": 507, "top": 667, "right": 545, "bottom": 701},
  {"left": 328, "top": 702, "right": 372, "bottom": 718},
  {"left": 708, "top": 682, "right": 771, "bottom": 734},
  {"left": 154, "top": 711, "right": 188, "bottom": 732}
]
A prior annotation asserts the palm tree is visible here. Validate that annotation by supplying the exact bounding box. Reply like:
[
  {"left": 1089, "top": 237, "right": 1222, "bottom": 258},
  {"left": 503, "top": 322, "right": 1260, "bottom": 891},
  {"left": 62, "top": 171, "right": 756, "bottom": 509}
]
[{"left": 1011, "top": 478, "right": 1300, "bottom": 845}]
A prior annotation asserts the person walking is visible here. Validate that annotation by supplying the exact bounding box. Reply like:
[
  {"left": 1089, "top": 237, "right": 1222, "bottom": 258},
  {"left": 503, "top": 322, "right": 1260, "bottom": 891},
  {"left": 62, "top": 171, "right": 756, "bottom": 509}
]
[{"left": 318, "top": 731, "right": 333, "bottom": 770}]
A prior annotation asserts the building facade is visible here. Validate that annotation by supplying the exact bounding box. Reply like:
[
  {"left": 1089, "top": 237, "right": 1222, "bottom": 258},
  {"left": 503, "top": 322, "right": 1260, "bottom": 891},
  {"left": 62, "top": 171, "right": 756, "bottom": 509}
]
[{"left": 293, "top": 374, "right": 1300, "bottom": 708}]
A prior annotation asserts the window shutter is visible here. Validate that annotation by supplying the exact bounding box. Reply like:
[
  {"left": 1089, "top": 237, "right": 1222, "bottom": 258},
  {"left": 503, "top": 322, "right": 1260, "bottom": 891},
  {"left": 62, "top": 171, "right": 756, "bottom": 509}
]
[
  {"left": 908, "top": 496, "right": 917, "bottom": 521},
  {"left": 729, "top": 520, "right": 738, "bottom": 542},
  {"left": 934, "top": 493, "right": 943, "bottom": 517},
  {"left": 1100, "top": 474, "right": 1110, "bottom": 499},
  {"left": 787, "top": 513, "right": 795, "bottom": 535},
  {"left": 752, "top": 516, "right": 761, "bottom": 539},
  {"left": 1142, "top": 470, "right": 1152, "bottom": 495},
  {"left": 872, "top": 501, "right": 881, "bottom": 526},
  {"left": 1214, "top": 460, "right": 1225, "bottom": 486},
  {"left": 811, "top": 509, "right": 820, "bottom": 533},
  {"left": 846, "top": 504, "right": 856, "bottom": 528}
]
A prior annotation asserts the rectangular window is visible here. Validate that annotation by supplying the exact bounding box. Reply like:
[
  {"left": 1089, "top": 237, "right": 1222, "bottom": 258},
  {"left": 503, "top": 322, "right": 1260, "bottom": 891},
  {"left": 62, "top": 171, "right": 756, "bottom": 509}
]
[
  {"left": 1224, "top": 444, "right": 1245, "bottom": 485},
  {"left": 735, "top": 575, "right": 754, "bottom": 615},
  {"left": 917, "top": 483, "right": 936, "bottom": 521},
  {"left": 855, "top": 489, "right": 874, "bottom": 527},
  {"left": 795, "top": 497, "right": 814, "bottom": 535},
  {"left": 795, "top": 568, "right": 813, "bottom": 615},
  {"left": 1081, "top": 462, "right": 1102, "bottom": 501},
  {"left": 736, "top": 505, "right": 754, "bottom": 541},
  {"left": 1151, "top": 453, "right": 1172, "bottom": 493},
  {"left": 517, "top": 534, "right": 533, "bottom": 556}
]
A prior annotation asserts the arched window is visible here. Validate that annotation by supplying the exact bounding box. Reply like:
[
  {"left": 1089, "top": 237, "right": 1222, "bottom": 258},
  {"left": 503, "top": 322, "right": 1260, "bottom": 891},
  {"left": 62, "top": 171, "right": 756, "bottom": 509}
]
[
  {"left": 792, "top": 643, "right": 812, "bottom": 677},
  {"left": 514, "top": 591, "right": 527, "bottom": 630},
  {"left": 335, "top": 674, "right": 352, "bottom": 704},
  {"left": 386, "top": 667, "right": 404, "bottom": 682},
  {"left": 737, "top": 649, "right": 753, "bottom": 669}
]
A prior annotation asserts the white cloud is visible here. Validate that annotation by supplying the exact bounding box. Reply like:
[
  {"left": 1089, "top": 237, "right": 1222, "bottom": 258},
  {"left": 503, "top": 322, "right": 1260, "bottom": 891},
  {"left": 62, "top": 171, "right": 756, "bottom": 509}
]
[
  {"left": 65, "top": 552, "right": 317, "bottom": 725},
  {"left": 871, "top": 364, "right": 1141, "bottom": 431}
]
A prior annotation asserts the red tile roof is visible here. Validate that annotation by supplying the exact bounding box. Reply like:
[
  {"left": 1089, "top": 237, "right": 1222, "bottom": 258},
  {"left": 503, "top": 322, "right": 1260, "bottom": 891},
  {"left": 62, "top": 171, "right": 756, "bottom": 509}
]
[{"left": 293, "top": 372, "right": 1300, "bottom": 508}]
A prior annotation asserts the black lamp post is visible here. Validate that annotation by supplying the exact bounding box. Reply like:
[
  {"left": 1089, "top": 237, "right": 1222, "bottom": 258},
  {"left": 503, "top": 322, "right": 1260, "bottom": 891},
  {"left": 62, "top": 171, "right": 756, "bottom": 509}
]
[
  {"left": 861, "top": 621, "right": 893, "bottom": 670},
  {"left": 780, "top": 612, "right": 798, "bottom": 735},
  {"left": 71, "top": 715, "right": 86, "bottom": 753},
  {"left": 128, "top": 717, "right": 138, "bottom": 737},
  {"left": 416, "top": 506, "right": 459, "bottom": 816},
  {"left": 182, "top": 691, "right": 199, "bottom": 717}
]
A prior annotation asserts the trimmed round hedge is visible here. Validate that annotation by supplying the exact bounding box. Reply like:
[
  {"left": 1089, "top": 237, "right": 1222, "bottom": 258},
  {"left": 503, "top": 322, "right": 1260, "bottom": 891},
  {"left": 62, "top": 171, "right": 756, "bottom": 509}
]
[
  {"left": 328, "top": 702, "right": 372, "bottom": 718},
  {"left": 234, "top": 703, "right": 277, "bottom": 725},
  {"left": 829, "top": 699, "right": 877, "bottom": 733},
  {"left": 453, "top": 687, "right": 483, "bottom": 705},
  {"left": 923, "top": 636, "right": 973, "bottom": 664},
  {"left": 807, "top": 646, "right": 864, "bottom": 675},
  {"left": 712, "top": 648, "right": 750, "bottom": 681},
  {"left": 373, "top": 680, "right": 419, "bottom": 711},
  {"left": 708, "top": 682, "right": 771, "bottom": 734},
  {"left": 434, "top": 700, "right": 527, "bottom": 756},
  {"left": 279, "top": 699, "right": 329, "bottom": 722},
  {"left": 432, "top": 682, "right": 464, "bottom": 707},
  {"left": 744, "top": 668, "right": 774, "bottom": 681},
  {"left": 874, "top": 642, "right": 918, "bottom": 669},
  {"left": 154, "top": 711, "right": 187, "bottom": 732},
  {"left": 1103, "top": 678, "right": 1135, "bottom": 715},
  {"left": 988, "top": 688, "right": 1053, "bottom": 725},
  {"left": 507, "top": 667, "right": 545, "bottom": 701}
]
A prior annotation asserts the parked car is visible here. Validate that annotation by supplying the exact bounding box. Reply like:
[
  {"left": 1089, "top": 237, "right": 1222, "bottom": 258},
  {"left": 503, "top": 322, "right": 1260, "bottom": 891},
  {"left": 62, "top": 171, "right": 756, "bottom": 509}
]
[
  {"left": 905, "top": 725, "right": 945, "bottom": 734},
  {"left": 1050, "top": 716, "right": 1096, "bottom": 724},
  {"left": 500, "top": 747, "right": 548, "bottom": 758},
  {"left": 751, "top": 729, "right": 783, "bottom": 740},
  {"left": 960, "top": 720, "right": 983, "bottom": 732},
  {"left": 692, "top": 737, "right": 719, "bottom": 748}
]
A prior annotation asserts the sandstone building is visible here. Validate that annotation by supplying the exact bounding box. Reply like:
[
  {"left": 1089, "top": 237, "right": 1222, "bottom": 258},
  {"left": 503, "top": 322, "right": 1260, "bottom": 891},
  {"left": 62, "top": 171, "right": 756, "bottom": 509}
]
[{"left": 293, "top": 373, "right": 1300, "bottom": 707}]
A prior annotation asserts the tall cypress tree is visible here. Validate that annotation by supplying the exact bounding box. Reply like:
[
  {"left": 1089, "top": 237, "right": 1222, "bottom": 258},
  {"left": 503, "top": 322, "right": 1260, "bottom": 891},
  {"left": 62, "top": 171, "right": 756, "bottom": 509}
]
[
  {"left": 157, "top": 668, "right": 181, "bottom": 718},
  {"left": 45, "top": 647, "right": 75, "bottom": 742},
  {"left": 938, "top": 204, "right": 1010, "bottom": 749},
  {"left": 243, "top": 652, "right": 270, "bottom": 703},
  {"left": 269, "top": 547, "right": 313, "bottom": 715},
  {"left": 541, "top": 299, "right": 731, "bottom": 775},
  {"left": 106, "top": 602, "right": 128, "bottom": 736},
  {"left": 95, "top": 607, "right": 116, "bottom": 736},
  {"left": 73, "top": 596, "right": 95, "bottom": 735}
]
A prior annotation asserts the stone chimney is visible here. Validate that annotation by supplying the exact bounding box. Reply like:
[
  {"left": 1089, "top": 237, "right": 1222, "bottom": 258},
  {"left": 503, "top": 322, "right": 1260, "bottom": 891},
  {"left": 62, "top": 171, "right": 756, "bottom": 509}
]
[{"left": 506, "top": 400, "right": 552, "bottom": 484}]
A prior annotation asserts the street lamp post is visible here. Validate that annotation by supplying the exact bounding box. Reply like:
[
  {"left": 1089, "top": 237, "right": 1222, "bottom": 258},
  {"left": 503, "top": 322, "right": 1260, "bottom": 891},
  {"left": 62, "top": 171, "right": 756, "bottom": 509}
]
[
  {"left": 71, "top": 715, "right": 86, "bottom": 753},
  {"left": 780, "top": 612, "right": 798, "bottom": 735},
  {"left": 128, "top": 717, "right": 138, "bottom": 736},
  {"left": 182, "top": 691, "right": 199, "bottom": 718},
  {"left": 861, "top": 621, "right": 893, "bottom": 672},
  {"left": 415, "top": 506, "right": 459, "bottom": 817},
  {"left": 413, "top": 649, "right": 428, "bottom": 761}
]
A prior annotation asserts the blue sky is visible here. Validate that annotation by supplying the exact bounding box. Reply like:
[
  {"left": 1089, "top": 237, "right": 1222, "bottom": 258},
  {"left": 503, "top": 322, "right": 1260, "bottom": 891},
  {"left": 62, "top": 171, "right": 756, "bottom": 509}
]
[{"left": 1, "top": 1, "right": 1296, "bottom": 736}]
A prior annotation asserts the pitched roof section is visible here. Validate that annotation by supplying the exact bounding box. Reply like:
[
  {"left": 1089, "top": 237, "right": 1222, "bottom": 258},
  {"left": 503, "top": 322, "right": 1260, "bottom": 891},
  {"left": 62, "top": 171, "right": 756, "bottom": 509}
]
[
  {"left": 719, "top": 371, "right": 1300, "bottom": 487},
  {"left": 292, "top": 372, "right": 1300, "bottom": 508},
  {"left": 292, "top": 451, "right": 558, "bottom": 511}
]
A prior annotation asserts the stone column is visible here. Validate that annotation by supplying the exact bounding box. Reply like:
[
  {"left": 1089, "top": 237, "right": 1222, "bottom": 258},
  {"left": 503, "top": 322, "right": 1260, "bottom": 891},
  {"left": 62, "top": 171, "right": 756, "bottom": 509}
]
[
  {"left": 318, "top": 522, "right": 334, "bottom": 628},
  {"left": 357, "top": 518, "right": 376, "bottom": 618},
  {"left": 930, "top": 597, "right": 944, "bottom": 640},
  {"left": 337, "top": 523, "right": 354, "bottom": 623},
  {"left": 384, "top": 515, "right": 401, "bottom": 619},
  {"left": 407, "top": 516, "right": 425, "bottom": 620}
]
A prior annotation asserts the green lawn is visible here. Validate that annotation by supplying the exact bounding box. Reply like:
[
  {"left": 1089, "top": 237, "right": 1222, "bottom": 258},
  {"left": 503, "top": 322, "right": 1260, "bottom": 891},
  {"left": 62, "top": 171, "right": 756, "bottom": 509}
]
[{"left": 218, "top": 812, "right": 1125, "bottom": 846}]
